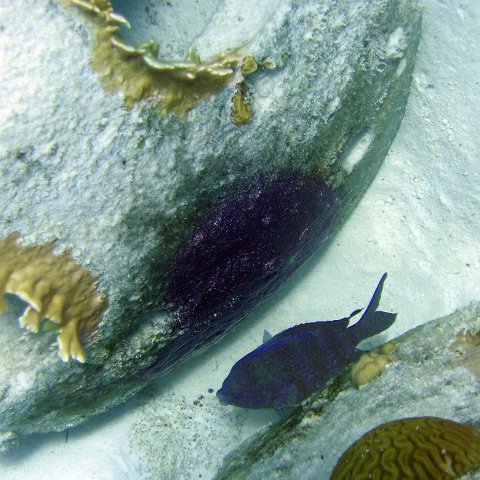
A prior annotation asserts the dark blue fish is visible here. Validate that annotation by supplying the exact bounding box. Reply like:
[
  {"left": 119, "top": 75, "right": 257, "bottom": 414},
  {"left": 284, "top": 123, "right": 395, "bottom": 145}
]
[{"left": 217, "top": 273, "right": 396, "bottom": 409}]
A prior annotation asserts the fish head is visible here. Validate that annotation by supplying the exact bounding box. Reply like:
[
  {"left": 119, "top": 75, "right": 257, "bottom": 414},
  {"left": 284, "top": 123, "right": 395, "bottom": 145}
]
[
  {"left": 216, "top": 386, "right": 242, "bottom": 406},
  {"left": 217, "top": 336, "right": 308, "bottom": 408},
  {"left": 216, "top": 360, "right": 300, "bottom": 408},
  {"left": 216, "top": 363, "right": 282, "bottom": 408},
  {"left": 216, "top": 377, "right": 268, "bottom": 408}
]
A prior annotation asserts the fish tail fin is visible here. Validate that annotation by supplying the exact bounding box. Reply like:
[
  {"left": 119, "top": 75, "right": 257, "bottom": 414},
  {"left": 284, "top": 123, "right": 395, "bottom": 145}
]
[{"left": 349, "top": 273, "right": 396, "bottom": 344}]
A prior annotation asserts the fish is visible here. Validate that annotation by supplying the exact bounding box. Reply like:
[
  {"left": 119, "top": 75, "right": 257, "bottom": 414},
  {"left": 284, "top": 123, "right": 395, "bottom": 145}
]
[{"left": 216, "top": 273, "right": 396, "bottom": 409}]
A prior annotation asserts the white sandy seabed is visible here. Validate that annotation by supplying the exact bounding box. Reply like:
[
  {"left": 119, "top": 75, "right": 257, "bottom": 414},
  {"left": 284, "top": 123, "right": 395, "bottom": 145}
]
[{"left": 1, "top": 0, "right": 480, "bottom": 479}]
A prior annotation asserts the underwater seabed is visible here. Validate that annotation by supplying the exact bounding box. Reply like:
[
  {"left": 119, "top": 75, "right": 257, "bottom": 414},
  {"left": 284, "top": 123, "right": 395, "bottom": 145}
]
[{"left": 1, "top": 0, "right": 480, "bottom": 478}]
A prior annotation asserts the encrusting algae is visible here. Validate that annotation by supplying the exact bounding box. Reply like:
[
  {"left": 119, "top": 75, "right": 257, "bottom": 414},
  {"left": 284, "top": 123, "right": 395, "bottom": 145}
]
[
  {"left": 0, "top": 233, "right": 108, "bottom": 363},
  {"left": 65, "top": 0, "right": 242, "bottom": 116},
  {"left": 331, "top": 416, "right": 480, "bottom": 480}
]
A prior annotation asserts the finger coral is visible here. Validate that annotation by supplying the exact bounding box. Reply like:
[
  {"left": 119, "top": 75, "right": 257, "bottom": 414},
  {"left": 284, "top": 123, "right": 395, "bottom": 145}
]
[
  {"left": 0, "top": 233, "right": 108, "bottom": 363},
  {"left": 66, "top": 0, "right": 241, "bottom": 115},
  {"left": 331, "top": 416, "right": 480, "bottom": 480}
]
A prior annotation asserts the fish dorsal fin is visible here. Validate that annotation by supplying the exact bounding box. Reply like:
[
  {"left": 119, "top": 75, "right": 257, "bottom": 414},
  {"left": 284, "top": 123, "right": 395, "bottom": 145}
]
[
  {"left": 263, "top": 329, "right": 273, "bottom": 344},
  {"left": 264, "top": 319, "right": 350, "bottom": 345},
  {"left": 347, "top": 308, "right": 363, "bottom": 322}
]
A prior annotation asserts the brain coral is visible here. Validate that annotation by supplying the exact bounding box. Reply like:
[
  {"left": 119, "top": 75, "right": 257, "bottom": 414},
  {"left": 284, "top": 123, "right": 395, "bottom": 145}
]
[
  {"left": 0, "top": 233, "right": 108, "bottom": 362},
  {"left": 331, "top": 416, "right": 480, "bottom": 480}
]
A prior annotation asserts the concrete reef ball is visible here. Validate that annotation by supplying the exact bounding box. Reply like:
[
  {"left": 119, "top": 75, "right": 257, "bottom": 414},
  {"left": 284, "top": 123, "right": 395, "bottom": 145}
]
[
  {"left": 165, "top": 172, "right": 337, "bottom": 335},
  {"left": 330, "top": 416, "right": 480, "bottom": 480}
]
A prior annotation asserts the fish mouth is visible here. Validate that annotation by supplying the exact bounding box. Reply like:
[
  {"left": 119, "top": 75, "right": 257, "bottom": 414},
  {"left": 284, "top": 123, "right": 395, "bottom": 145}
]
[{"left": 216, "top": 389, "right": 231, "bottom": 405}]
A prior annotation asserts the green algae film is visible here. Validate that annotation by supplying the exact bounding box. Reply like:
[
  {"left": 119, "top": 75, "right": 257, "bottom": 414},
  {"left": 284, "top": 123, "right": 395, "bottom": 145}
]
[{"left": 330, "top": 417, "right": 480, "bottom": 480}]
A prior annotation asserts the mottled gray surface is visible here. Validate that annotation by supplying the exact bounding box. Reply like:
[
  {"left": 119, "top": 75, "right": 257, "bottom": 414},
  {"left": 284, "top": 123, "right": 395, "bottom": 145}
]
[
  {"left": 0, "top": 0, "right": 421, "bottom": 449},
  {"left": 129, "top": 393, "right": 248, "bottom": 480},
  {"left": 215, "top": 301, "right": 480, "bottom": 479}
]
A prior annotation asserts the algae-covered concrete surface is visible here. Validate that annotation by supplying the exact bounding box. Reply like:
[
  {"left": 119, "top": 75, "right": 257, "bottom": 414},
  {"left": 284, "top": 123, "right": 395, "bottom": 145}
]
[
  {"left": 1, "top": 0, "right": 479, "bottom": 478},
  {"left": 0, "top": 0, "right": 421, "bottom": 449}
]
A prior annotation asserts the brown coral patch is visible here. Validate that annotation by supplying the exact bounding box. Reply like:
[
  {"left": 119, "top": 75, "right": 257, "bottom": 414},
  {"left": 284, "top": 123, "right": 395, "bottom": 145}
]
[
  {"left": 450, "top": 329, "right": 480, "bottom": 382},
  {"left": 331, "top": 416, "right": 480, "bottom": 480},
  {"left": 231, "top": 81, "right": 253, "bottom": 125},
  {"left": 0, "top": 233, "right": 108, "bottom": 363},
  {"left": 351, "top": 342, "right": 396, "bottom": 387},
  {"left": 241, "top": 56, "right": 258, "bottom": 75},
  {"left": 66, "top": 0, "right": 240, "bottom": 115}
]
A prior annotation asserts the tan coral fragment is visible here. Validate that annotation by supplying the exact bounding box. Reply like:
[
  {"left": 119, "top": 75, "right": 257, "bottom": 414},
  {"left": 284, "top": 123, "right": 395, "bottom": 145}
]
[
  {"left": 67, "top": 0, "right": 241, "bottom": 115},
  {"left": 241, "top": 56, "right": 258, "bottom": 75},
  {"left": 450, "top": 329, "right": 480, "bottom": 382},
  {"left": 0, "top": 233, "right": 108, "bottom": 363},
  {"left": 231, "top": 81, "right": 253, "bottom": 125},
  {"left": 351, "top": 342, "right": 396, "bottom": 387}
]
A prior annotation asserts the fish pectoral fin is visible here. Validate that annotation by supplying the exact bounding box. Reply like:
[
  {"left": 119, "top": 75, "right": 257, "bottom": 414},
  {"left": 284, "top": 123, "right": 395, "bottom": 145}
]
[
  {"left": 274, "top": 406, "right": 296, "bottom": 417},
  {"left": 272, "top": 384, "right": 298, "bottom": 409},
  {"left": 262, "top": 329, "right": 273, "bottom": 344}
]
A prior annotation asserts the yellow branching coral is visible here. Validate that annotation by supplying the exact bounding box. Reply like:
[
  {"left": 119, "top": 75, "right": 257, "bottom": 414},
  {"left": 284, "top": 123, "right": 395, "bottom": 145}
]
[
  {"left": 66, "top": 0, "right": 241, "bottom": 115},
  {"left": 331, "top": 417, "right": 480, "bottom": 480},
  {"left": 0, "top": 233, "right": 108, "bottom": 363}
]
